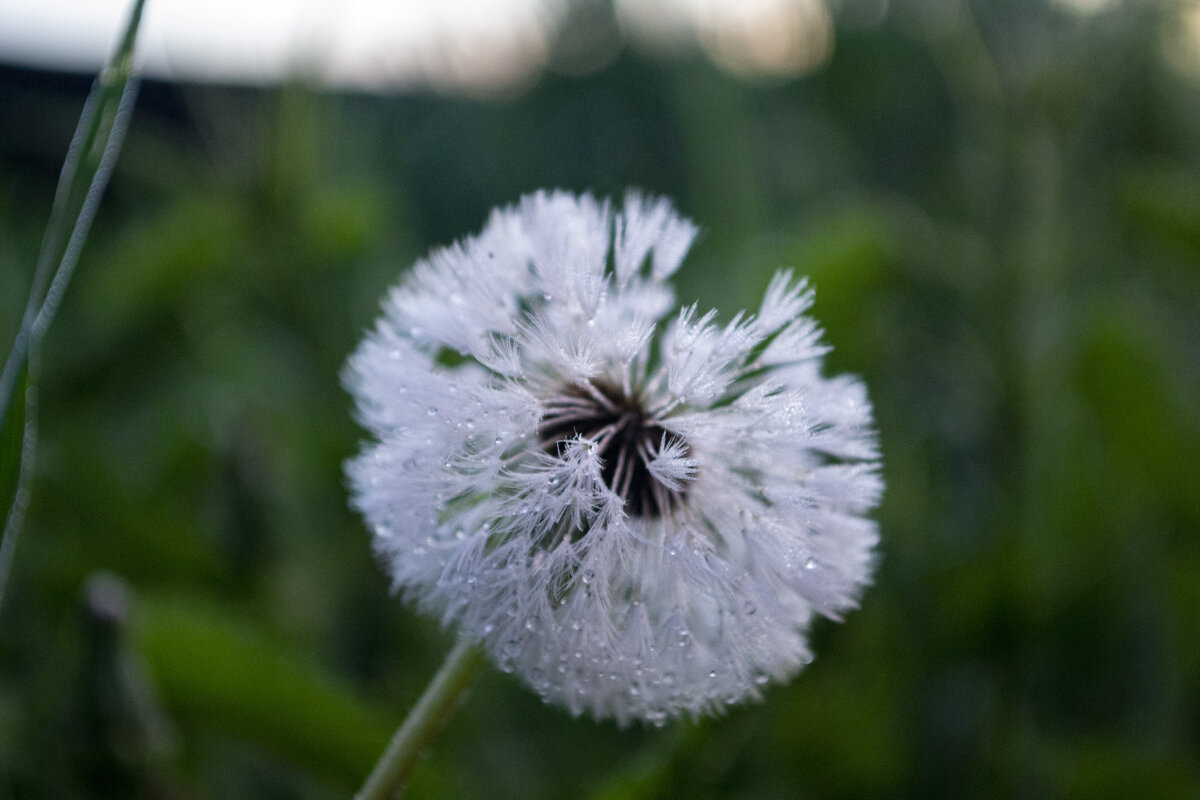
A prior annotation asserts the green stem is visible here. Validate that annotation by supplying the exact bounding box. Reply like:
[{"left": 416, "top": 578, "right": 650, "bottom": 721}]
[{"left": 356, "top": 638, "right": 486, "bottom": 800}]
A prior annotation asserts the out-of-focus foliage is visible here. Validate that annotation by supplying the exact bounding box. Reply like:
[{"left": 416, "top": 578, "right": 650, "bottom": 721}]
[{"left": 2, "top": 0, "right": 1199, "bottom": 797}]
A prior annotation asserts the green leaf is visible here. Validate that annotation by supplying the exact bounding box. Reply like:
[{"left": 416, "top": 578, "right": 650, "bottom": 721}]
[
  {"left": 1073, "top": 310, "right": 1200, "bottom": 521},
  {"left": 132, "top": 597, "right": 396, "bottom": 789},
  {"left": 1120, "top": 165, "right": 1200, "bottom": 267}
]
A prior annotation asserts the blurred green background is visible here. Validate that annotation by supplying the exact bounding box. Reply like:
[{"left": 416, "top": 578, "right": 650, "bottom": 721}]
[{"left": 2, "top": 0, "right": 1200, "bottom": 797}]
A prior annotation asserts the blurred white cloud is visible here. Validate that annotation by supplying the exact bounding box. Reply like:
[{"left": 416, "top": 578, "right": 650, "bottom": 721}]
[
  {"left": 0, "top": 0, "right": 838, "bottom": 91},
  {"left": 618, "top": 0, "right": 833, "bottom": 78},
  {"left": 0, "top": 0, "right": 561, "bottom": 93},
  {"left": 1048, "top": 0, "right": 1118, "bottom": 14}
]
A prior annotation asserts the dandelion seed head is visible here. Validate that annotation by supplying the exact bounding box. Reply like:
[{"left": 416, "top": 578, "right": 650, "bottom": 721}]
[{"left": 346, "top": 190, "right": 882, "bottom": 724}]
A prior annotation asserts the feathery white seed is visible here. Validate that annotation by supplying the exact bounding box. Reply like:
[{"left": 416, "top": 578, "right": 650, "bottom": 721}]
[{"left": 346, "top": 190, "right": 882, "bottom": 725}]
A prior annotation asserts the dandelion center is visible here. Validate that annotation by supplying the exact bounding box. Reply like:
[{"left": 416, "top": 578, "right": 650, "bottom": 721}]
[{"left": 538, "top": 381, "right": 689, "bottom": 518}]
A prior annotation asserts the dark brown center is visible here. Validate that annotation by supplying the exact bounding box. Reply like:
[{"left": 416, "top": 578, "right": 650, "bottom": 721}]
[{"left": 537, "top": 382, "right": 689, "bottom": 518}]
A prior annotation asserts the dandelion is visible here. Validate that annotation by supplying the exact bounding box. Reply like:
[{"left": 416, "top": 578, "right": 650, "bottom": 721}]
[{"left": 346, "top": 191, "right": 881, "bottom": 725}]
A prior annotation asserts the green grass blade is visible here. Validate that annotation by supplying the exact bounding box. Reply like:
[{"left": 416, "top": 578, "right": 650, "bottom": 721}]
[
  {"left": 0, "top": 0, "right": 147, "bottom": 613},
  {"left": 0, "top": 364, "right": 33, "bottom": 604},
  {"left": 0, "top": 354, "right": 28, "bottom": 509}
]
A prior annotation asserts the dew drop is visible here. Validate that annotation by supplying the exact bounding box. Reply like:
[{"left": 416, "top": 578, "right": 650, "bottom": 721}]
[
  {"left": 428, "top": 406, "right": 438, "bottom": 416},
  {"left": 804, "top": 557, "right": 818, "bottom": 570}
]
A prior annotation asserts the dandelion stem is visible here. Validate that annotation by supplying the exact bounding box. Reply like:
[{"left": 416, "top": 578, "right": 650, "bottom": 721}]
[{"left": 356, "top": 637, "right": 486, "bottom": 800}]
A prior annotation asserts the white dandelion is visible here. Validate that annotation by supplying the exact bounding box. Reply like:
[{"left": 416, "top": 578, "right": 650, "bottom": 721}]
[{"left": 346, "top": 190, "right": 882, "bottom": 725}]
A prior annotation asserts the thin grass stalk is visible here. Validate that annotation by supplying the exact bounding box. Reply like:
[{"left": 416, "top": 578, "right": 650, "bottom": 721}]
[{"left": 0, "top": 0, "right": 147, "bottom": 613}]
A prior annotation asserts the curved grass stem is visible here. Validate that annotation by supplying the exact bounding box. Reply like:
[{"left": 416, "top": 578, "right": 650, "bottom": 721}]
[{"left": 0, "top": 0, "right": 145, "bottom": 615}]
